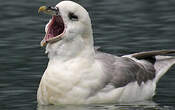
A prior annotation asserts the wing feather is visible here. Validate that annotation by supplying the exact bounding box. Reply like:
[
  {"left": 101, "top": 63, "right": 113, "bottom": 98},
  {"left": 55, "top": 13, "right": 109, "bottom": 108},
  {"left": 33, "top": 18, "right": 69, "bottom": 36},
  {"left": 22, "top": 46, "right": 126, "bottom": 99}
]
[{"left": 95, "top": 51, "right": 155, "bottom": 88}]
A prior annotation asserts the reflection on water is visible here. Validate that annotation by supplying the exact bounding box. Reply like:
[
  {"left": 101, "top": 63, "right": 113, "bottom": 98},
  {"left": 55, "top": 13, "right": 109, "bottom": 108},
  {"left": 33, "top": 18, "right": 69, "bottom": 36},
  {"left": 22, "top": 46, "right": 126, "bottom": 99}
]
[
  {"left": 37, "top": 101, "right": 174, "bottom": 110},
  {"left": 0, "top": 0, "right": 175, "bottom": 110}
]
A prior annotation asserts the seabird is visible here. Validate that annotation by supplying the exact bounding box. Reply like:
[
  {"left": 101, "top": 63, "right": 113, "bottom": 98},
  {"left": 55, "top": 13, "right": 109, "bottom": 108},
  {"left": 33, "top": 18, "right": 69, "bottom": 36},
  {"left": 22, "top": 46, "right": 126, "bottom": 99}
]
[{"left": 37, "top": 1, "right": 175, "bottom": 105}]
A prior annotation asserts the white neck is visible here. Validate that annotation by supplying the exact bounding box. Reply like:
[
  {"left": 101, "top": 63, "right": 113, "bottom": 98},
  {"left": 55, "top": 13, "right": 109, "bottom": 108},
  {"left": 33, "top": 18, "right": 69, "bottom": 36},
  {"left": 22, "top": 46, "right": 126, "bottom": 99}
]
[{"left": 45, "top": 33, "right": 95, "bottom": 62}]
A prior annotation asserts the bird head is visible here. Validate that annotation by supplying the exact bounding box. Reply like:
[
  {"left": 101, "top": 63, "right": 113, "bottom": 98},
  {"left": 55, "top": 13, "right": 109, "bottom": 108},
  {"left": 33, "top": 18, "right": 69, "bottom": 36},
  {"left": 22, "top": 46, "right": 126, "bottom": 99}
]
[
  {"left": 38, "top": 1, "right": 94, "bottom": 59},
  {"left": 38, "top": 1, "right": 93, "bottom": 46}
]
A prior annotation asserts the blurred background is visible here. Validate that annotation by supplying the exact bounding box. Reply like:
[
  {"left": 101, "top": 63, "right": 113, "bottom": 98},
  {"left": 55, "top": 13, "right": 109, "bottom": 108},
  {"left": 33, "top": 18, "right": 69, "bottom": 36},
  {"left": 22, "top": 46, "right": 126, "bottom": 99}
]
[{"left": 0, "top": 0, "right": 175, "bottom": 110}]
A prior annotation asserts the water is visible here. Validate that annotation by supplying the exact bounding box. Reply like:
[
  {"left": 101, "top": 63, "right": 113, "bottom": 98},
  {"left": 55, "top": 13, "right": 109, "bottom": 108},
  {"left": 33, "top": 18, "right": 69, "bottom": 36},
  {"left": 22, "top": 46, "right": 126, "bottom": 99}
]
[{"left": 0, "top": 0, "right": 175, "bottom": 110}]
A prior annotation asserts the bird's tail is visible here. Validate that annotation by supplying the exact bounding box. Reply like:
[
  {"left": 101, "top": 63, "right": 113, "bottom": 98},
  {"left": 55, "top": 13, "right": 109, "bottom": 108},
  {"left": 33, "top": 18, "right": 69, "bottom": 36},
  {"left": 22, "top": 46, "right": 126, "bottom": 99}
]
[
  {"left": 154, "top": 55, "right": 175, "bottom": 83},
  {"left": 129, "top": 50, "right": 175, "bottom": 83}
]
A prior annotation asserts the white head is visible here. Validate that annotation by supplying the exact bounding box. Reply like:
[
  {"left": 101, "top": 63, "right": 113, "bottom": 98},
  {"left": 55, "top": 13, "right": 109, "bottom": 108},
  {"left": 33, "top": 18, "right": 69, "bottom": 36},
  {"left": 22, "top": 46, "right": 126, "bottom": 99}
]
[{"left": 38, "top": 1, "right": 94, "bottom": 61}]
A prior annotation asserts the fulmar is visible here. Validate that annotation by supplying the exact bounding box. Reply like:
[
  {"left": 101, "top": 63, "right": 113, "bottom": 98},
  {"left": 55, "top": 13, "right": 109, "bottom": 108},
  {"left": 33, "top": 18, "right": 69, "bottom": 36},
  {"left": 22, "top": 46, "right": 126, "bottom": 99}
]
[{"left": 37, "top": 1, "right": 175, "bottom": 105}]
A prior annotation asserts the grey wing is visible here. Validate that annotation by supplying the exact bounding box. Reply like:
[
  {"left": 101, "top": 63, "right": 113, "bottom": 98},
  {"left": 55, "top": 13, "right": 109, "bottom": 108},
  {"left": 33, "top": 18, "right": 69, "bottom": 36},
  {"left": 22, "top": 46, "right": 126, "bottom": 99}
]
[{"left": 95, "top": 51, "right": 156, "bottom": 88}]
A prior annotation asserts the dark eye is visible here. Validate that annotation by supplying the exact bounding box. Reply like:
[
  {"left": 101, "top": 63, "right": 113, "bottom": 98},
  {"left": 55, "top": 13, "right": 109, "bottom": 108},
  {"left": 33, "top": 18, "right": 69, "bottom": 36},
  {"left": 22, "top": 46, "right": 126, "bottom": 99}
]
[{"left": 68, "top": 12, "right": 78, "bottom": 21}]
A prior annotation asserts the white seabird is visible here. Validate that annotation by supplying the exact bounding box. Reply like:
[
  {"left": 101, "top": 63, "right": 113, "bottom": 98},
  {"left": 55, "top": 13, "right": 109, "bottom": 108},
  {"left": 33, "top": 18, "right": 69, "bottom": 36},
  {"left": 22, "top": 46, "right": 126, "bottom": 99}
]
[{"left": 37, "top": 1, "right": 175, "bottom": 105}]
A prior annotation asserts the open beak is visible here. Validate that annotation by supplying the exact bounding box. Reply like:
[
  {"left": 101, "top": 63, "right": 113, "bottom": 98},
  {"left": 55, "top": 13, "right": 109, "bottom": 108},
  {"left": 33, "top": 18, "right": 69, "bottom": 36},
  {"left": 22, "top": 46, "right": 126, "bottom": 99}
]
[
  {"left": 38, "top": 6, "right": 65, "bottom": 47},
  {"left": 38, "top": 6, "right": 59, "bottom": 16}
]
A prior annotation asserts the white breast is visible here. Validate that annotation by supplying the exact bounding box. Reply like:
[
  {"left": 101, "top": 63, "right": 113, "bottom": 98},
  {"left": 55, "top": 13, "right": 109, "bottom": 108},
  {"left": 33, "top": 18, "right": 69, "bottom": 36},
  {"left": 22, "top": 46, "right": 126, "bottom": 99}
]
[{"left": 37, "top": 57, "right": 107, "bottom": 104}]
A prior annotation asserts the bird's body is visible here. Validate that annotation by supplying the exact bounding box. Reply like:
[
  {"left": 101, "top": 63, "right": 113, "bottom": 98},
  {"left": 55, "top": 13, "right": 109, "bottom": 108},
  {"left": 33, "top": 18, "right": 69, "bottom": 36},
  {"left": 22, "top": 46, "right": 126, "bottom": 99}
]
[{"left": 37, "top": 1, "right": 175, "bottom": 105}]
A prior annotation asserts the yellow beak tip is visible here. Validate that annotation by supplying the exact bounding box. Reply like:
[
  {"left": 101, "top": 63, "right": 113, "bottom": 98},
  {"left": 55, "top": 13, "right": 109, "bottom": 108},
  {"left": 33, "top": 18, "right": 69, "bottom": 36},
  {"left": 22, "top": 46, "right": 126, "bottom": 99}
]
[{"left": 38, "top": 6, "right": 47, "bottom": 13}]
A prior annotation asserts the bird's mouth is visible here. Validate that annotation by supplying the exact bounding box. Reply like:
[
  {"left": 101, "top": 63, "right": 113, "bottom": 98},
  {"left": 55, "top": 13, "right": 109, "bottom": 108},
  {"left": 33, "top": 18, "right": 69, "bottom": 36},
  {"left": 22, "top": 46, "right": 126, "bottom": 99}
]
[
  {"left": 38, "top": 6, "right": 65, "bottom": 46},
  {"left": 41, "top": 15, "right": 65, "bottom": 46}
]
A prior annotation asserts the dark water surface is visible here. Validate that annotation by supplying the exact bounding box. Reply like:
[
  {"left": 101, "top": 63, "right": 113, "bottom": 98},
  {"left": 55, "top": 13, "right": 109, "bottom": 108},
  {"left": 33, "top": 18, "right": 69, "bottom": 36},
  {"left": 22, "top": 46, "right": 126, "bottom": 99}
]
[{"left": 0, "top": 0, "right": 175, "bottom": 110}]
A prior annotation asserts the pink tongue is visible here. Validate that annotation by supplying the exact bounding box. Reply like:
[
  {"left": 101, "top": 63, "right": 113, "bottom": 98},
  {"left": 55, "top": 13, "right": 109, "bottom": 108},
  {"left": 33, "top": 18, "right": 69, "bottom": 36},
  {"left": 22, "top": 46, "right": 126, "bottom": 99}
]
[{"left": 45, "top": 34, "right": 53, "bottom": 41}]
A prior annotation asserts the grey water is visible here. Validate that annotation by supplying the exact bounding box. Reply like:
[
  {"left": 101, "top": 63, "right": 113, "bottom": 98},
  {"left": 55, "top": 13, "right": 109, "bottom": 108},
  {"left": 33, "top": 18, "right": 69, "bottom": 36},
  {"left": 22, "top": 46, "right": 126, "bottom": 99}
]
[{"left": 0, "top": 0, "right": 175, "bottom": 110}]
